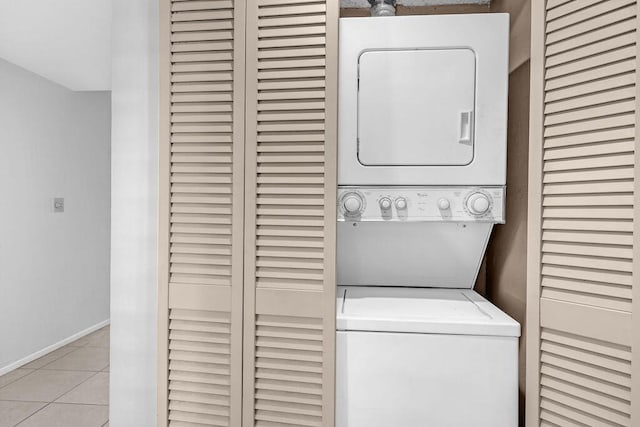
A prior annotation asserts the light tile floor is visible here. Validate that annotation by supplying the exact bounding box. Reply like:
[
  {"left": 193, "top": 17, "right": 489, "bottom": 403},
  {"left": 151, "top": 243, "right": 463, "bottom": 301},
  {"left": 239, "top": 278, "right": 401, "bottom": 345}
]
[{"left": 0, "top": 326, "right": 109, "bottom": 427}]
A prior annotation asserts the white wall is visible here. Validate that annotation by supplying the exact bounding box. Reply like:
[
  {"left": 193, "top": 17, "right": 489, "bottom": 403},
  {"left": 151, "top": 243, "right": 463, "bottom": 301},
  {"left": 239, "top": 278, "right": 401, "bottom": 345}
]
[
  {"left": 109, "top": 0, "right": 158, "bottom": 424},
  {"left": 0, "top": 58, "right": 111, "bottom": 372}
]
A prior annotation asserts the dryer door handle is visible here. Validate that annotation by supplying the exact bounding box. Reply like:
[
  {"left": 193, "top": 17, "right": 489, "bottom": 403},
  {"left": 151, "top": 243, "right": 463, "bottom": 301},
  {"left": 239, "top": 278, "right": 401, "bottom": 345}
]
[{"left": 458, "top": 110, "right": 473, "bottom": 145}]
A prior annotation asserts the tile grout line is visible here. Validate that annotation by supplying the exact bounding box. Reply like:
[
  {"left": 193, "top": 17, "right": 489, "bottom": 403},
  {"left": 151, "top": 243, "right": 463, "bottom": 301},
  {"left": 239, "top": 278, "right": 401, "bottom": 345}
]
[
  {"left": 0, "top": 398, "right": 107, "bottom": 407},
  {"left": 14, "top": 401, "right": 52, "bottom": 426},
  {"left": 0, "top": 336, "right": 95, "bottom": 389},
  {"left": 12, "top": 370, "right": 104, "bottom": 426},
  {"left": 43, "top": 401, "right": 109, "bottom": 407},
  {"left": 8, "top": 401, "right": 49, "bottom": 427},
  {"left": 0, "top": 326, "right": 108, "bottom": 380},
  {"left": 0, "top": 370, "right": 38, "bottom": 392},
  {"left": 14, "top": 368, "right": 109, "bottom": 427},
  {"left": 53, "top": 370, "right": 102, "bottom": 404},
  {"left": 36, "top": 347, "right": 83, "bottom": 370},
  {"left": 4, "top": 327, "right": 110, "bottom": 426},
  {"left": 37, "top": 368, "right": 108, "bottom": 372},
  {"left": 41, "top": 335, "right": 109, "bottom": 406},
  {"left": 33, "top": 341, "right": 109, "bottom": 373},
  {"left": 14, "top": 402, "right": 109, "bottom": 426},
  {"left": 0, "top": 329, "right": 100, "bottom": 384}
]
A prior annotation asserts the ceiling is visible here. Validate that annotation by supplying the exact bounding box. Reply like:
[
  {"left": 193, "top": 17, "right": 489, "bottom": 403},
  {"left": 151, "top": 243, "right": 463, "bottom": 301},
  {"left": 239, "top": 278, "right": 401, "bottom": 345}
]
[
  {"left": 0, "top": 0, "right": 111, "bottom": 91},
  {"left": 0, "top": 0, "right": 516, "bottom": 91}
]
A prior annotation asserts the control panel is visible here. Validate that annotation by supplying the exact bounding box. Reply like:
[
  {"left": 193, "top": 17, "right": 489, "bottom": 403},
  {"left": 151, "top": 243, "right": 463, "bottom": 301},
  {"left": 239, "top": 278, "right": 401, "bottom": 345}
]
[{"left": 337, "top": 187, "right": 505, "bottom": 223}]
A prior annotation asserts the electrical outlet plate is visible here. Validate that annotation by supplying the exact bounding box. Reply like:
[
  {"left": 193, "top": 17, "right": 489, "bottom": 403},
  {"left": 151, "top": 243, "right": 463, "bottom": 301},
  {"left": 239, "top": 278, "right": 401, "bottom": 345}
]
[{"left": 53, "top": 197, "right": 64, "bottom": 213}]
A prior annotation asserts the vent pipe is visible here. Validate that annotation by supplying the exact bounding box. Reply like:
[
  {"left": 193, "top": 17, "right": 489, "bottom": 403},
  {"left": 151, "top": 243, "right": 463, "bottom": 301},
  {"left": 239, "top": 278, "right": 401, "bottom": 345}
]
[{"left": 368, "top": 0, "right": 396, "bottom": 16}]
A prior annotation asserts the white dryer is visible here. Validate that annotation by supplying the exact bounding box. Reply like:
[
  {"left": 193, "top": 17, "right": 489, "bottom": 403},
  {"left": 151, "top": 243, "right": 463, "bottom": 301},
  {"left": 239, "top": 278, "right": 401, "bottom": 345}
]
[
  {"left": 339, "top": 14, "right": 509, "bottom": 186},
  {"left": 336, "top": 13, "right": 519, "bottom": 427}
]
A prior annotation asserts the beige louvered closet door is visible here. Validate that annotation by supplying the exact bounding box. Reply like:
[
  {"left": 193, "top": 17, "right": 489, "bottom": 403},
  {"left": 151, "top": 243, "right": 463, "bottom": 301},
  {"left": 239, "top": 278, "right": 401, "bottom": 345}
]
[
  {"left": 527, "top": 1, "right": 640, "bottom": 425},
  {"left": 243, "top": 0, "right": 338, "bottom": 426},
  {"left": 159, "top": 0, "right": 246, "bottom": 425},
  {"left": 161, "top": 0, "right": 338, "bottom": 425}
]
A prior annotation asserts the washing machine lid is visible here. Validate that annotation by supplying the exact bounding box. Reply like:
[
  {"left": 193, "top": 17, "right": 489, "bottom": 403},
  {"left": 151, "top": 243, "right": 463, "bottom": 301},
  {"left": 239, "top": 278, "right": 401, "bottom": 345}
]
[{"left": 337, "top": 286, "right": 520, "bottom": 337}]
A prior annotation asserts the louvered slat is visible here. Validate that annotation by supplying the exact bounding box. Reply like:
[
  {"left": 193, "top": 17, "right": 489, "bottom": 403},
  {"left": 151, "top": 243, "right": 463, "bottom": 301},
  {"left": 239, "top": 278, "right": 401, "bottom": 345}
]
[
  {"left": 245, "top": 0, "right": 336, "bottom": 425},
  {"left": 254, "top": 315, "right": 324, "bottom": 427},
  {"left": 169, "top": 0, "right": 235, "bottom": 296},
  {"left": 170, "top": 0, "right": 233, "bottom": 285},
  {"left": 541, "top": 0, "right": 636, "bottom": 317},
  {"left": 529, "top": 0, "right": 639, "bottom": 425},
  {"left": 161, "top": 0, "right": 244, "bottom": 425},
  {"left": 539, "top": 328, "right": 632, "bottom": 425},
  {"left": 168, "top": 310, "right": 232, "bottom": 426}
]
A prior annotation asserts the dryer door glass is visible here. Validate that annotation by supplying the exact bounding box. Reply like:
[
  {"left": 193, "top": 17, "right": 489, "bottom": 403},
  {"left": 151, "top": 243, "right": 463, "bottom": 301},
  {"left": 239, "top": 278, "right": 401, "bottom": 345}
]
[{"left": 357, "top": 49, "right": 476, "bottom": 166}]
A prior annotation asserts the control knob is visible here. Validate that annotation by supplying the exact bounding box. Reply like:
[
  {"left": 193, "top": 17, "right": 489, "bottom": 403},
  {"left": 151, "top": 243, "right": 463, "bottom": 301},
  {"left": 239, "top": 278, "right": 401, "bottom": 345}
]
[
  {"left": 466, "top": 192, "right": 491, "bottom": 216},
  {"left": 342, "top": 193, "right": 364, "bottom": 215},
  {"left": 395, "top": 197, "right": 408, "bottom": 210},
  {"left": 379, "top": 197, "right": 392, "bottom": 210},
  {"left": 437, "top": 198, "right": 451, "bottom": 210}
]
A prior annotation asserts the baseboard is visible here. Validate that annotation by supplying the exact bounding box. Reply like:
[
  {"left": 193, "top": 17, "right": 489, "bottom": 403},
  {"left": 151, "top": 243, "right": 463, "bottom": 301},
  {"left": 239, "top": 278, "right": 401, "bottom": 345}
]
[{"left": 0, "top": 319, "right": 110, "bottom": 376}]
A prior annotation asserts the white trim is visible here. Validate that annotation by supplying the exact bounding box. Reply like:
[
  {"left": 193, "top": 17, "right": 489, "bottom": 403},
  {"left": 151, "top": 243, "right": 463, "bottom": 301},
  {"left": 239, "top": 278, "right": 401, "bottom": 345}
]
[{"left": 0, "top": 319, "right": 110, "bottom": 376}]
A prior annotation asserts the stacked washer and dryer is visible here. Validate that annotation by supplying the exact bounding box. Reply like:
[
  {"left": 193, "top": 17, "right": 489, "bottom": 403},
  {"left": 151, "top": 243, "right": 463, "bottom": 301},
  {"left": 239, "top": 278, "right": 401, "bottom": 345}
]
[{"left": 335, "top": 14, "right": 520, "bottom": 427}]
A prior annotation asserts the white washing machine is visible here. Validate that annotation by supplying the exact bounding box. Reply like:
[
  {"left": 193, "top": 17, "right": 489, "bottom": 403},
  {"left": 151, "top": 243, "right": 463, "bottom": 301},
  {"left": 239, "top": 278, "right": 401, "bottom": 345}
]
[
  {"left": 336, "top": 287, "right": 519, "bottom": 427},
  {"left": 336, "top": 14, "right": 520, "bottom": 427}
]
